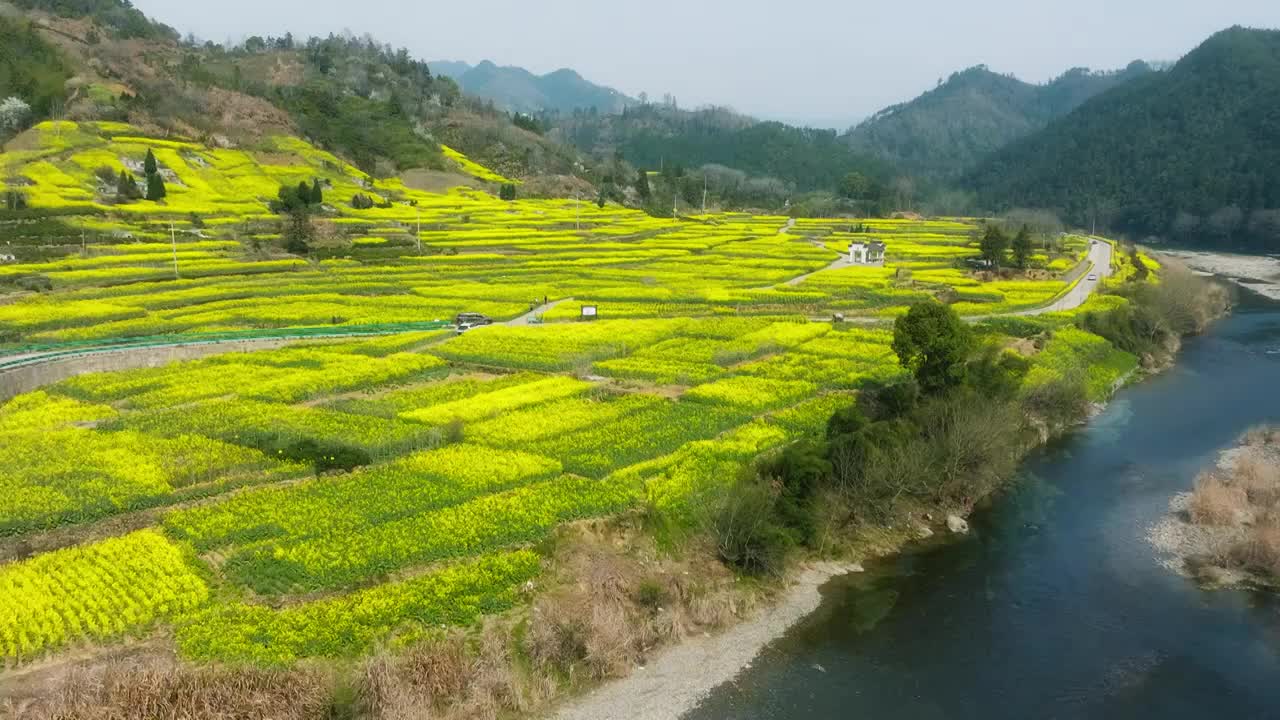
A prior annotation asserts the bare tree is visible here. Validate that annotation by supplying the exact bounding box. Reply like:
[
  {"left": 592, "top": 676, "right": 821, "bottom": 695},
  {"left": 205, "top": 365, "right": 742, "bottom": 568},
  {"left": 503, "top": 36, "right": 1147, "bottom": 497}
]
[
  {"left": 1247, "top": 209, "right": 1280, "bottom": 246},
  {"left": 1170, "top": 211, "right": 1201, "bottom": 241},
  {"left": 1207, "top": 205, "right": 1245, "bottom": 245}
]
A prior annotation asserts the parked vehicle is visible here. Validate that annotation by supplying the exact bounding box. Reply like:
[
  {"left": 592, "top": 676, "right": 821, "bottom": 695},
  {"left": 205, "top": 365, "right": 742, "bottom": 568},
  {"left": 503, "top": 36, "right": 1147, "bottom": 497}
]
[
  {"left": 1087, "top": 273, "right": 1099, "bottom": 281},
  {"left": 455, "top": 312, "right": 493, "bottom": 327}
]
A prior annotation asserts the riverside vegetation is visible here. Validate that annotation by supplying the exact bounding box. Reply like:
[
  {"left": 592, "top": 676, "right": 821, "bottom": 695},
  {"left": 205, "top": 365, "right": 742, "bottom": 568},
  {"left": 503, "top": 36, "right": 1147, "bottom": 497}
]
[{"left": 1151, "top": 426, "right": 1280, "bottom": 589}]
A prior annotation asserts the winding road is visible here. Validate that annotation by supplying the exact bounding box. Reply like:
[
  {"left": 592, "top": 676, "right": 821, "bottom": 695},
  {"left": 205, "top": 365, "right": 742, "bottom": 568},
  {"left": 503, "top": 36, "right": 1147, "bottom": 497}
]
[{"left": 0, "top": 241, "right": 1116, "bottom": 396}]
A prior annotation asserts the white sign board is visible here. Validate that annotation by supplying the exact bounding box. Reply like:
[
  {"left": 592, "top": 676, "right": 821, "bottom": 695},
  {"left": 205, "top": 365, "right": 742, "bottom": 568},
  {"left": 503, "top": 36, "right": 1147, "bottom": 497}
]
[{"left": 581, "top": 305, "right": 599, "bottom": 318}]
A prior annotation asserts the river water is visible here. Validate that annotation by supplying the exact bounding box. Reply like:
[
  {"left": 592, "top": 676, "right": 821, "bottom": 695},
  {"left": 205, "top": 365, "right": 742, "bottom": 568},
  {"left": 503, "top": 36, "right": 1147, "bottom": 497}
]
[{"left": 687, "top": 293, "right": 1280, "bottom": 720}]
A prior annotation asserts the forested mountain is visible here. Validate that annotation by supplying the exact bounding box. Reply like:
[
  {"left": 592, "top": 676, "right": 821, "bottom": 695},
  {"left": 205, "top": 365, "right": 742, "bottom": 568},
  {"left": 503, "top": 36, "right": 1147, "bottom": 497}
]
[
  {"left": 843, "top": 62, "right": 1152, "bottom": 182},
  {"left": 430, "top": 60, "right": 635, "bottom": 115},
  {"left": 967, "top": 27, "right": 1280, "bottom": 250},
  {"left": 0, "top": 12, "right": 71, "bottom": 116},
  {"left": 0, "top": 0, "right": 591, "bottom": 184},
  {"left": 553, "top": 103, "right": 890, "bottom": 196}
]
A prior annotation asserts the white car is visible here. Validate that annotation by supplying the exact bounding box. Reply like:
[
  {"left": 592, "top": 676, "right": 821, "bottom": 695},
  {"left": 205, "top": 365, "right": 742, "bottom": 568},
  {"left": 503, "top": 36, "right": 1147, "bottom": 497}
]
[{"left": 1087, "top": 274, "right": 1099, "bottom": 282}]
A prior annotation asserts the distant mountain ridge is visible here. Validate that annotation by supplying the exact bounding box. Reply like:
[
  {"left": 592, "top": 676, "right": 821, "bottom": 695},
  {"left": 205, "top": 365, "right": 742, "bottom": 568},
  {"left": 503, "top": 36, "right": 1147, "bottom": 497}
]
[
  {"left": 430, "top": 60, "right": 636, "bottom": 115},
  {"left": 967, "top": 27, "right": 1280, "bottom": 251},
  {"left": 843, "top": 61, "right": 1153, "bottom": 182}
]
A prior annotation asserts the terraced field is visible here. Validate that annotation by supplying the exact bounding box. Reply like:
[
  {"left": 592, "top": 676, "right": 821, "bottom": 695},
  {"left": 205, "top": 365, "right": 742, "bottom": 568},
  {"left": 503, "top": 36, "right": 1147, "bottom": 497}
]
[{"left": 0, "top": 121, "right": 1150, "bottom": 669}]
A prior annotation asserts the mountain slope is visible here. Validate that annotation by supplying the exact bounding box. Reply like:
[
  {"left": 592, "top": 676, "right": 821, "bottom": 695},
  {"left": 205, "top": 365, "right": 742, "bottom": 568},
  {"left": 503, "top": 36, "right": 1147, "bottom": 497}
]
[
  {"left": 431, "top": 60, "right": 635, "bottom": 115},
  {"left": 553, "top": 103, "right": 891, "bottom": 195},
  {"left": 843, "top": 62, "right": 1151, "bottom": 181},
  {"left": 967, "top": 27, "right": 1280, "bottom": 250},
  {"left": 0, "top": 1, "right": 594, "bottom": 185}
]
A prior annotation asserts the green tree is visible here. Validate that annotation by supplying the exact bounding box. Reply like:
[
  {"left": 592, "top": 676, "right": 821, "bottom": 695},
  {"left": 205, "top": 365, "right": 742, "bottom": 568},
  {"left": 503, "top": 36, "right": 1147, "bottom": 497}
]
[
  {"left": 498, "top": 183, "right": 517, "bottom": 201},
  {"left": 115, "top": 169, "right": 140, "bottom": 201},
  {"left": 143, "top": 148, "right": 158, "bottom": 176},
  {"left": 597, "top": 188, "right": 607, "bottom": 209},
  {"left": 892, "top": 301, "right": 973, "bottom": 394},
  {"left": 309, "top": 179, "right": 324, "bottom": 205},
  {"left": 979, "top": 225, "right": 1009, "bottom": 268},
  {"left": 145, "top": 170, "right": 166, "bottom": 201},
  {"left": 1011, "top": 225, "right": 1034, "bottom": 268},
  {"left": 838, "top": 171, "right": 870, "bottom": 199},
  {"left": 283, "top": 209, "right": 312, "bottom": 255},
  {"left": 636, "top": 169, "right": 651, "bottom": 200}
]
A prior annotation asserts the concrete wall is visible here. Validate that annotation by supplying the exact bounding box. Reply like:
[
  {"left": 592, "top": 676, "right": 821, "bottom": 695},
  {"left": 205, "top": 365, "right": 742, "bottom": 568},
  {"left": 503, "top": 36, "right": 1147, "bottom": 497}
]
[{"left": 0, "top": 339, "right": 299, "bottom": 402}]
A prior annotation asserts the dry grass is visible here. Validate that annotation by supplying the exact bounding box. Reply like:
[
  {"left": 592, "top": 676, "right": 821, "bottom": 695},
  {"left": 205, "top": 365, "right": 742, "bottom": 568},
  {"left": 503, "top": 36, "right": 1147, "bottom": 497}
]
[
  {"left": 1240, "top": 425, "right": 1280, "bottom": 448},
  {"left": 1235, "top": 455, "right": 1280, "bottom": 507},
  {"left": 1230, "top": 520, "right": 1280, "bottom": 578},
  {"left": 357, "top": 518, "right": 746, "bottom": 720},
  {"left": 1188, "top": 474, "right": 1249, "bottom": 526},
  {"left": 7, "top": 661, "right": 334, "bottom": 720},
  {"left": 1184, "top": 427, "right": 1280, "bottom": 583}
]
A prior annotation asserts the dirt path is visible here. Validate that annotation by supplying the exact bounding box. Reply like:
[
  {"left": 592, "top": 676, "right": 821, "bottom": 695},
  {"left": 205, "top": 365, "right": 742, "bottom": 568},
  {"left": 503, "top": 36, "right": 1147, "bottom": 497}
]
[
  {"left": 0, "top": 243, "right": 1114, "bottom": 394},
  {"left": 507, "top": 298, "right": 574, "bottom": 326},
  {"left": 552, "top": 562, "right": 858, "bottom": 720},
  {"left": 784, "top": 253, "right": 851, "bottom": 287}
]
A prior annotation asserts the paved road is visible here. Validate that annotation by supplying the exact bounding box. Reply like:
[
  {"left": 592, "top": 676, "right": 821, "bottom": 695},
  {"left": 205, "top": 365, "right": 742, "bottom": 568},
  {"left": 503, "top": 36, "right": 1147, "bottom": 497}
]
[
  {"left": 0, "top": 242, "right": 1116, "bottom": 382},
  {"left": 1011, "top": 238, "right": 1112, "bottom": 316},
  {"left": 507, "top": 298, "right": 573, "bottom": 326}
]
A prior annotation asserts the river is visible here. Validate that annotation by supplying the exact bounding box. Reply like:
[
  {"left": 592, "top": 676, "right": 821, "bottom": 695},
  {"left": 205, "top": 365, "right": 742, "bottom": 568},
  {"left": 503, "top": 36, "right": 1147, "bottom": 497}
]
[{"left": 686, "top": 292, "right": 1280, "bottom": 720}]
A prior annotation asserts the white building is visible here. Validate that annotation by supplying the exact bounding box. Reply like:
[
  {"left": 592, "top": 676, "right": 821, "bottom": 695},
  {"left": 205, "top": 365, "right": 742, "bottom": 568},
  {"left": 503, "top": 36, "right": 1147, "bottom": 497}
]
[{"left": 849, "top": 241, "right": 886, "bottom": 265}]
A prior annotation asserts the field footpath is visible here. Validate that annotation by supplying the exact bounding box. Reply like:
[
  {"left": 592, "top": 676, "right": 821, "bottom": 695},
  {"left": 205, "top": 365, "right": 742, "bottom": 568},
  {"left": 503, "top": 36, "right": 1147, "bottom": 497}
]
[{"left": 0, "top": 242, "right": 1114, "bottom": 398}]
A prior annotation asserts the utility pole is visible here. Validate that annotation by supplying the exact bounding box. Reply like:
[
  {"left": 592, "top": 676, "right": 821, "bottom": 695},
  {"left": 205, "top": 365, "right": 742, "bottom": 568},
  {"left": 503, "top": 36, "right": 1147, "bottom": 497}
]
[
  {"left": 702, "top": 175, "right": 708, "bottom": 215},
  {"left": 574, "top": 192, "right": 580, "bottom": 230},
  {"left": 416, "top": 207, "right": 422, "bottom": 253},
  {"left": 170, "top": 221, "right": 179, "bottom": 279}
]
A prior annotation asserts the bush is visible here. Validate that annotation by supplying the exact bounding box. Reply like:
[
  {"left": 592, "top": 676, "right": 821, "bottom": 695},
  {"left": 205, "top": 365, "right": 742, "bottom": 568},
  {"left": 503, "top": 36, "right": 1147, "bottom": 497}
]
[
  {"left": 1023, "top": 371, "right": 1090, "bottom": 428},
  {"left": 281, "top": 438, "right": 371, "bottom": 475},
  {"left": 855, "top": 378, "right": 920, "bottom": 423},
  {"left": 712, "top": 478, "right": 793, "bottom": 577},
  {"left": 1189, "top": 474, "right": 1247, "bottom": 526},
  {"left": 13, "top": 273, "right": 52, "bottom": 292}
]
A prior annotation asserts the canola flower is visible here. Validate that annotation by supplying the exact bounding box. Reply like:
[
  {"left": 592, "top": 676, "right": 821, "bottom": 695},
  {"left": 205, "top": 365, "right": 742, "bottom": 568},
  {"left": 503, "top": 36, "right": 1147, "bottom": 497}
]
[{"left": 0, "top": 530, "right": 208, "bottom": 661}]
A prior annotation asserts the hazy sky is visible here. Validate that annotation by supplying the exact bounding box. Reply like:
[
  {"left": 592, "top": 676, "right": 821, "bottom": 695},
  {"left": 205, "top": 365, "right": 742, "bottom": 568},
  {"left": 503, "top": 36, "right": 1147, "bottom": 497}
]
[{"left": 134, "top": 0, "right": 1278, "bottom": 128}]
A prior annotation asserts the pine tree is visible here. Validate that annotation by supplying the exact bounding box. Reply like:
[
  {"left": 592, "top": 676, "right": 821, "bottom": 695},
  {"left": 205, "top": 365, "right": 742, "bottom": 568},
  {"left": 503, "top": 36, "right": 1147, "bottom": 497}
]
[
  {"left": 310, "top": 179, "right": 324, "bottom": 205},
  {"left": 116, "top": 170, "right": 140, "bottom": 201},
  {"left": 636, "top": 169, "right": 651, "bottom": 200},
  {"left": 1011, "top": 225, "right": 1034, "bottom": 269},
  {"left": 143, "top": 149, "right": 157, "bottom": 176},
  {"left": 979, "top": 225, "right": 1009, "bottom": 268},
  {"left": 145, "top": 171, "right": 166, "bottom": 201}
]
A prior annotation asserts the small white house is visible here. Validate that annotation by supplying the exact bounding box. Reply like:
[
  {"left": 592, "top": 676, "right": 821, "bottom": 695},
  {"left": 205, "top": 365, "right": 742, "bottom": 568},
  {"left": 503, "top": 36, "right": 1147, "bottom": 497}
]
[
  {"left": 849, "top": 241, "right": 886, "bottom": 265},
  {"left": 0, "top": 253, "right": 15, "bottom": 264}
]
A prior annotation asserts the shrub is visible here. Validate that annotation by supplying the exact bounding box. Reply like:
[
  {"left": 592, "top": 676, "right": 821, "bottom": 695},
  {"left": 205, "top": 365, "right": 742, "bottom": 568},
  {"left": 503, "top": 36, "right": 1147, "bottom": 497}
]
[
  {"left": 712, "top": 478, "right": 793, "bottom": 577},
  {"left": 13, "top": 273, "right": 52, "bottom": 292},
  {"left": 1189, "top": 474, "right": 1248, "bottom": 526},
  {"left": 633, "top": 579, "right": 668, "bottom": 612},
  {"left": 1231, "top": 520, "right": 1280, "bottom": 577},
  {"left": 282, "top": 438, "right": 372, "bottom": 475},
  {"left": 1023, "top": 371, "right": 1090, "bottom": 428}
]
